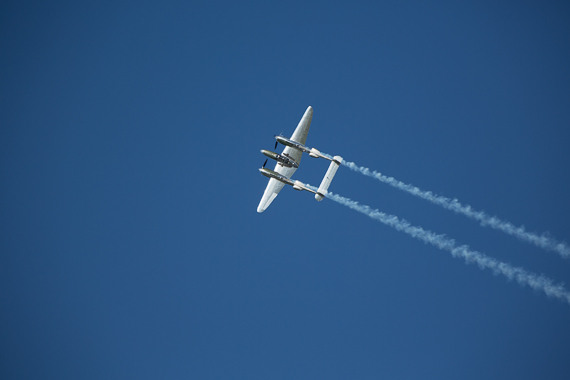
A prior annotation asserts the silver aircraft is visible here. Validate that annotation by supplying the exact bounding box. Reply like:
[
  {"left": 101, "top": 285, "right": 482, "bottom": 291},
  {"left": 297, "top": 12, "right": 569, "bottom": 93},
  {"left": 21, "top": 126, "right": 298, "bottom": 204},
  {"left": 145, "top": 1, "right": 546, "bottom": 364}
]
[{"left": 257, "top": 106, "right": 342, "bottom": 213}]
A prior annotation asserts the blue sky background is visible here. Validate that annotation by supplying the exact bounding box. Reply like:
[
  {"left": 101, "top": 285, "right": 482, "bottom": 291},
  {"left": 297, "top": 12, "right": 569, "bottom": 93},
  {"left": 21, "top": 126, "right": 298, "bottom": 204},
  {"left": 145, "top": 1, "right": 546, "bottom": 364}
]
[{"left": 2, "top": 1, "right": 570, "bottom": 379}]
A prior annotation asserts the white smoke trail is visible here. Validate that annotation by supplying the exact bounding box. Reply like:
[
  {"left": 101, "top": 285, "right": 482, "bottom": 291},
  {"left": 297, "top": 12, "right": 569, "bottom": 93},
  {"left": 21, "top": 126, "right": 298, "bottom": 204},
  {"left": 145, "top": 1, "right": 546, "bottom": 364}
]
[
  {"left": 323, "top": 189, "right": 570, "bottom": 305},
  {"left": 341, "top": 160, "right": 570, "bottom": 259}
]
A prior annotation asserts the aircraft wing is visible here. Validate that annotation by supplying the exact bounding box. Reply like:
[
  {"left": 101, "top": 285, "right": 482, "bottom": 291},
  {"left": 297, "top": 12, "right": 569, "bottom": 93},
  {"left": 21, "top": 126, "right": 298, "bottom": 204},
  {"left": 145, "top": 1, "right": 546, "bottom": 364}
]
[{"left": 257, "top": 106, "right": 313, "bottom": 213}]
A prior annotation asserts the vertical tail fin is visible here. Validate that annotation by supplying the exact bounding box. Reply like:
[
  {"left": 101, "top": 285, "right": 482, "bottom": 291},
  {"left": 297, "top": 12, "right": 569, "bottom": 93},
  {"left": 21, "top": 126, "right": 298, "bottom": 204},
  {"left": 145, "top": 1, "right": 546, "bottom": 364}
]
[{"left": 315, "top": 156, "right": 342, "bottom": 201}]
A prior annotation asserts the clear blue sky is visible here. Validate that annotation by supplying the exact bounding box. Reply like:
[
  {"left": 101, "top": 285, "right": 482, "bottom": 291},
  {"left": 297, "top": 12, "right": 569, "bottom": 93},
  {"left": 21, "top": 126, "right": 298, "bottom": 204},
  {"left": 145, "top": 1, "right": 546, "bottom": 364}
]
[{"left": 2, "top": 1, "right": 570, "bottom": 379}]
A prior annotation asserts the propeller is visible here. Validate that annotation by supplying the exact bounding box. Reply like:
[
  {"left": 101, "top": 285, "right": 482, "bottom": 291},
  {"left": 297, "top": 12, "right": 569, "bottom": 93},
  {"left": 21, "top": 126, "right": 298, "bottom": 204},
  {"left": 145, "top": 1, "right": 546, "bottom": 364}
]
[
  {"left": 274, "top": 140, "right": 278, "bottom": 150},
  {"left": 262, "top": 159, "right": 268, "bottom": 168}
]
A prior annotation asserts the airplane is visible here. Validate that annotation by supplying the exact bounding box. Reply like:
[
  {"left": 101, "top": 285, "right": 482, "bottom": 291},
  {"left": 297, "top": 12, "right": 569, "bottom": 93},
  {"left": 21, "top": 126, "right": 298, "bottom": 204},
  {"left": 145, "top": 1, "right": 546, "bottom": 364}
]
[{"left": 257, "top": 106, "right": 342, "bottom": 213}]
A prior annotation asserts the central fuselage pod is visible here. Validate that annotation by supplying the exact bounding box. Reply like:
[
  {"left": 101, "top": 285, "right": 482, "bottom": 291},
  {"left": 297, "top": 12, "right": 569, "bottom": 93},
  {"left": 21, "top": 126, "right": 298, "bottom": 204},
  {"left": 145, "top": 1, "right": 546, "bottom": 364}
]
[{"left": 260, "top": 149, "right": 299, "bottom": 168}]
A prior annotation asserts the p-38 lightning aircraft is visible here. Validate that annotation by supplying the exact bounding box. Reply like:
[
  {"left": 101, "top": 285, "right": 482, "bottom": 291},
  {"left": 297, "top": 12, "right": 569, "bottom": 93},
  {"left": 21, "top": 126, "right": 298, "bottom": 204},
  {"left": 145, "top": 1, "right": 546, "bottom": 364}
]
[{"left": 257, "top": 106, "right": 342, "bottom": 213}]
